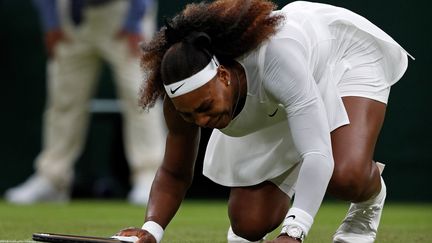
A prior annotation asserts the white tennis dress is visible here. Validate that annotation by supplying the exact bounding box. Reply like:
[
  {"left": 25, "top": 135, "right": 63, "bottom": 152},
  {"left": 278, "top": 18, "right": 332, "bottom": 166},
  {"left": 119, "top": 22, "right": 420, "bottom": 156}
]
[{"left": 203, "top": 1, "right": 411, "bottom": 190}]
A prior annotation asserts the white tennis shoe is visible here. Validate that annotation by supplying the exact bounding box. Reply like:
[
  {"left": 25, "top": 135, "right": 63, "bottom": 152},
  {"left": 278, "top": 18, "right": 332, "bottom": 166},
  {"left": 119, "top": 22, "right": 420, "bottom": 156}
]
[
  {"left": 4, "top": 174, "right": 69, "bottom": 204},
  {"left": 333, "top": 177, "right": 386, "bottom": 243},
  {"left": 127, "top": 171, "right": 154, "bottom": 205},
  {"left": 227, "top": 226, "right": 265, "bottom": 243}
]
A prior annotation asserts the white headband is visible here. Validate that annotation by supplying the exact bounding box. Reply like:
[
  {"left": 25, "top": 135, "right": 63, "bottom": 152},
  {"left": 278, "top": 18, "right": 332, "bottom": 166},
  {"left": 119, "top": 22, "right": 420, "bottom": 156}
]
[{"left": 164, "top": 56, "right": 219, "bottom": 98}]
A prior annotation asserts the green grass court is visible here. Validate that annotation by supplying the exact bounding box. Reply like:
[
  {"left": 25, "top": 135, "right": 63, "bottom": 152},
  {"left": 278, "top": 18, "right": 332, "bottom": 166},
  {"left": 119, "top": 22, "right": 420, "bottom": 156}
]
[{"left": 1, "top": 200, "right": 431, "bottom": 242}]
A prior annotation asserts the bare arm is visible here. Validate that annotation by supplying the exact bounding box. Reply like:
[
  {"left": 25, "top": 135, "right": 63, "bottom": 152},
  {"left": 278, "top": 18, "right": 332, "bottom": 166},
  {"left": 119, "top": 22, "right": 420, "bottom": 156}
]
[
  {"left": 117, "top": 98, "right": 200, "bottom": 242},
  {"left": 145, "top": 98, "right": 201, "bottom": 227}
]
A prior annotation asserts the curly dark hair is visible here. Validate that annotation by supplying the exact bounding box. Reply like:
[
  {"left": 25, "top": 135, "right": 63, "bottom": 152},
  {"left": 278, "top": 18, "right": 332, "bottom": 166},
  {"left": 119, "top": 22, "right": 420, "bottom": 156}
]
[{"left": 139, "top": 0, "right": 284, "bottom": 109}]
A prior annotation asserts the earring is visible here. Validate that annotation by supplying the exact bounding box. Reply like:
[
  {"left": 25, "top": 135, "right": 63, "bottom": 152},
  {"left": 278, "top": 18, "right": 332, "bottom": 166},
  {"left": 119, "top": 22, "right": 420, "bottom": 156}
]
[{"left": 227, "top": 80, "right": 231, "bottom": 86}]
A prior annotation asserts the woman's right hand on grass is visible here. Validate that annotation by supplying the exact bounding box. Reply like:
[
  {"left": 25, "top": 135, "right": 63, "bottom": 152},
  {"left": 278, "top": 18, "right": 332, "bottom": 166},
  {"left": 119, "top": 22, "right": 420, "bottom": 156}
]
[{"left": 115, "top": 227, "right": 156, "bottom": 243}]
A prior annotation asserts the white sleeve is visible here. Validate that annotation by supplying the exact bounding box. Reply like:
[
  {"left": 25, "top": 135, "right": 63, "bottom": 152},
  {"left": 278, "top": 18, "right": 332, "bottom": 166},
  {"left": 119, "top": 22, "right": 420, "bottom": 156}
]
[{"left": 262, "top": 38, "right": 334, "bottom": 235}]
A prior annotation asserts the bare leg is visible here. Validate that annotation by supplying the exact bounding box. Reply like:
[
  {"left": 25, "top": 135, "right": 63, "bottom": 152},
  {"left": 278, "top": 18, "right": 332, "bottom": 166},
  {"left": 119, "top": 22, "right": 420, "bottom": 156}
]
[
  {"left": 228, "top": 181, "right": 291, "bottom": 241},
  {"left": 330, "top": 96, "right": 388, "bottom": 243},
  {"left": 328, "top": 96, "right": 386, "bottom": 202}
]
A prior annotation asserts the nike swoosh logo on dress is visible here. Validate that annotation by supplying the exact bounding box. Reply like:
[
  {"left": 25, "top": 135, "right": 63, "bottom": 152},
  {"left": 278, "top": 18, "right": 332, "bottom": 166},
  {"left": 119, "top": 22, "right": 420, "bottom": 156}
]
[{"left": 268, "top": 108, "right": 278, "bottom": 117}]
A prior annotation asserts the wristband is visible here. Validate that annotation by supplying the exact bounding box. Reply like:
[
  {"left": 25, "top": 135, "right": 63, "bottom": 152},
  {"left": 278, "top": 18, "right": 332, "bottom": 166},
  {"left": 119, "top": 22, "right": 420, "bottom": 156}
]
[
  {"left": 142, "top": 221, "right": 164, "bottom": 243},
  {"left": 281, "top": 207, "right": 314, "bottom": 236}
]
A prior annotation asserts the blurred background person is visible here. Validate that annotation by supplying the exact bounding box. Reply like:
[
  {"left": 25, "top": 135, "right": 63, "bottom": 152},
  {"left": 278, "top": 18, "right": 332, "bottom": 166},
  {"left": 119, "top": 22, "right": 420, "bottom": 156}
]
[{"left": 4, "top": 0, "right": 165, "bottom": 205}]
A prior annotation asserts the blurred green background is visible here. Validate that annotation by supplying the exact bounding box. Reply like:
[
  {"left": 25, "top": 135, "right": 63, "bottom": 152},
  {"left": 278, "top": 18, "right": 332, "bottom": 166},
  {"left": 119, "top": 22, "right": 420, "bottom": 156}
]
[{"left": 0, "top": 0, "right": 430, "bottom": 201}]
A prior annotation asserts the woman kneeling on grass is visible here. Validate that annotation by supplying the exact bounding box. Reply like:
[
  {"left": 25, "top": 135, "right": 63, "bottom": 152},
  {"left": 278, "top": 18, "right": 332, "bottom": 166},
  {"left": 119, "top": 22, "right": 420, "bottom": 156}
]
[{"left": 117, "top": 0, "right": 412, "bottom": 242}]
